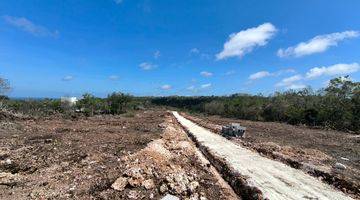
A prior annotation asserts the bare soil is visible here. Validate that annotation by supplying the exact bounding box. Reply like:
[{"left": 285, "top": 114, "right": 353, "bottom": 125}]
[
  {"left": 182, "top": 112, "right": 360, "bottom": 198},
  {"left": 0, "top": 109, "right": 237, "bottom": 199}
]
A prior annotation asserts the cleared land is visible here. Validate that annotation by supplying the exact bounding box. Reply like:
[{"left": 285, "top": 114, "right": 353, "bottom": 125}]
[
  {"left": 0, "top": 108, "right": 358, "bottom": 199},
  {"left": 0, "top": 109, "right": 236, "bottom": 199},
  {"left": 173, "top": 111, "right": 353, "bottom": 200}
]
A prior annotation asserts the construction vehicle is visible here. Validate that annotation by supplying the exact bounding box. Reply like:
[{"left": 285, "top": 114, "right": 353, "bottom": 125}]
[{"left": 221, "top": 123, "right": 246, "bottom": 138}]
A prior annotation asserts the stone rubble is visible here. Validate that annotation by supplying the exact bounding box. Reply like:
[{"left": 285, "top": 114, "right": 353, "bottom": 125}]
[
  {"left": 334, "top": 162, "right": 347, "bottom": 170},
  {"left": 109, "top": 115, "right": 234, "bottom": 199}
]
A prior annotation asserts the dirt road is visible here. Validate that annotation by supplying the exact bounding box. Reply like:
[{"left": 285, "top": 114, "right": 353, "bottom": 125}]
[{"left": 173, "top": 111, "right": 353, "bottom": 200}]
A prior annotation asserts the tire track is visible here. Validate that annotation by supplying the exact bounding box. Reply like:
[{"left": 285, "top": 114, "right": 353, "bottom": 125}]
[{"left": 173, "top": 111, "right": 353, "bottom": 200}]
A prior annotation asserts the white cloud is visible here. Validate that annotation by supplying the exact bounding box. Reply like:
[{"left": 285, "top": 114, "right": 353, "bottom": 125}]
[
  {"left": 249, "top": 71, "right": 272, "bottom": 80},
  {"left": 275, "top": 74, "right": 303, "bottom": 88},
  {"left": 274, "top": 68, "right": 296, "bottom": 76},
  {"left": 187, "top": 85, "right": 201, "bottom": 93},
  {"left": 109, "top": 75, "right": 119, "bottom": 80},
  {"left": 161, "top": 84, "right": 172, "bottom": 90},
  {"left": 306, "top": 63, "right": 360, "bottom": 79},
  {"left": 187, "top": 85, "right": 196, "bottom": 91},
  {"left": 248, "top": 68, "right": 296, "bottom": 82},
  {"left": 277, "top": 31, "right": 359, "bottom": 57},
  {"left": 190, "top": 48, "right": 200, "bottom": 54},
  {"left": 154, "top": 50, "right": 161, "bottom": 59},
  {"left": 281, "top": 74, "right": 302, "bottom": 84},
  {"left": 187, "top": 85, "right": 195, "bottom": 90},
  {"left": 114, "top": 0, "right": 123, "bottom": 4},
  {"left": 216, "top": 23, "right": 277, "bottom": 60},
  {"left": 139, "top": 62, "right": 157, "bottom": 70},
  {"left": 286, "top": 84, "right": 306, "bottom": 90},
  {"left": 200, "top": 71, "right": 213, "bottom": 77},
  {"left": 3, "top": 15, "right": 59, "bottom": 37},
  {"left": 201, "top": 83, "right": 211, "bottom": 89},
  {"left": 62, "top": 75, "right": 74, "bottom": 81}
]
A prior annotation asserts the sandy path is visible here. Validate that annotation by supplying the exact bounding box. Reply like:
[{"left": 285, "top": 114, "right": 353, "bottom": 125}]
[{"left": 173, "top": 111, "right": 353, "bottom": 200}]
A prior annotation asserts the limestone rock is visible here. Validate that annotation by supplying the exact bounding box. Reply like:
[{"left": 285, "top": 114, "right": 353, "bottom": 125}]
[
  {"left": 188, "top": 181, "right": 199, "bottom": 193},
  {"left": 159, "top": 184, "right": 168, "bottom": 194},
  {"left": 334, "top": 162, "right": 346, "bottom": 170},
  {"left": 127, "top": 190, "right": 140, "bottom": 199},
  {"left": 162, "top": 194, "right": 179, "bottom": 200},
  {"left": 142, "top": 179, "right": 155, "bottom": 190},
  {"left": 0, "top": 172, "right": 18, "bottom": 186},
  {"left": 111, "top": 177, "right": 128, "bottom": 191}
]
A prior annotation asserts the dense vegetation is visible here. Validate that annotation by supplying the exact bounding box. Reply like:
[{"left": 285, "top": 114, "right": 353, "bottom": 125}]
[
  {"left": 75, "top": 92, "right": 149, "bottom": 116},
  {"left": 152, "top": 76, "right": 360, "bottom": 133},
  {"left": 1, "top": 76, "right": 359, "bottom": 132},
  {"left": 0, "top": 77, "right": 148, "bottom": 117},
  {"left": 0, "top": 93, "right": 150, "bottom": 117}
]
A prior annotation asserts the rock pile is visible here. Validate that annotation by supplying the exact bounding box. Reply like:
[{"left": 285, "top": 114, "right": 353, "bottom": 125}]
[{"left": 110, "top": 118, "right": 211, "bottom": 199}]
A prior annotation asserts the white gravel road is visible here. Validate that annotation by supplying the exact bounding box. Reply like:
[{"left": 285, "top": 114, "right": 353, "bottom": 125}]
[{"left": 173, "top": 111, "right": 353, "bottom": 200}]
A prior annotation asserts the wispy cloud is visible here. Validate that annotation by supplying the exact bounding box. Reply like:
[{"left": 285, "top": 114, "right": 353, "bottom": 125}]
[
  {"left": 189, "top": 48, "right": 211, "bottom": 59},
  {"left": 190, "top": 48, "right": 200, "bottom": 54},
  {"left": 306, "top": 63, "right": 360, "bottom": 79},
  {"left": 114, "top": 0, "right": 123, "bottom": 4},
  {"left": 62, "top": 75, "right": 74, "bottom": 81},
  {"left": 3, "top": 15, "right": 59, "bottom": 37},
  {"left": 277, "top": 31, "right": 359, "bottom": 57},
  {"left": 275, "top": 63, "right": 359, "bottom": 90},
  {"left": 161, "top": 84, "right": 172, "bottom": 90},
  {"left": 154, "top": 50, "right": 161, "bottom": 59},
  {"left": 216, "top": 23, "right": 277, "bottom": 60},
  {"left": 187, "top": 85, "right": 196, "bottom": 91},
  {"left": 200, "top": 53, "right": 211, "bottom": 60},
  {"left": 224, "top": 70, "right": 236, "bottom": 76},
  {"left": 286, "top": 84, "right": 307, "bottom": 90},
  {"left": 187, "top": 83, "right": 212, "bottom": 92},
  {"left": 275, "top": 75, "right": 306, "bottom": 90},
  {"left": 249, "top": 71, "right": 272, "bottom": 80},
  {"left": 139, "top": 62, "right": 157, "bottom": 70},
  {"left": 201, "top": 83, "right": 212, "bottom": 89},
  {"left": 274, "top": 68, "right": 296, "bottom": 75},
  {"left": 275, "top": 75, "right": 303, "bottom": 87},
  {"left": 200, "top": 71, "right": 213, "bottom": 77},
  {"left": 248, "top": 68, "right": 295, "bottom": 81},
  {"left": 109, "top": 75, "right": 119, "bottom": 80}
]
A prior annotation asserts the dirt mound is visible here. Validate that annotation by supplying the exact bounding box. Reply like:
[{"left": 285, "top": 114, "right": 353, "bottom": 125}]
[
  {"left": 0, "top": 109, "right": 29, "bottom": 121},
  {"left": 0, "top": 110, "right": 164, "bottom": 199},
  {"left": 108, "top": 113, "right": 238, "bottom": 199}
]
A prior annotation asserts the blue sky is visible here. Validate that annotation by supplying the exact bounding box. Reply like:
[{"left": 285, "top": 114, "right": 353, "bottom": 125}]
[{"left": 1, "top": 0, "right": 360, "bottom": 98}]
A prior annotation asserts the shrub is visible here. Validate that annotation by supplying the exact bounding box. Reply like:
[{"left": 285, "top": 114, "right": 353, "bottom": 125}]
[
  {"left": 151, "top": 76, "right": 360, "bottom": 132},
  {"left": 106, "top": 92, "right": 132, "bottom": 114}
]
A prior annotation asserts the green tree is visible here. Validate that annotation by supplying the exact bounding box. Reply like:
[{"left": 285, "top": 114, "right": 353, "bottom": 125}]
[
  {"left": 321, "top": 76, "right": 360, "bottom": 130},
  {"left": 77, "top": 93, "right": 98, "bottom": 116},
  {"left": 106, "top": 92, "right": 132, "bottom": 114}
]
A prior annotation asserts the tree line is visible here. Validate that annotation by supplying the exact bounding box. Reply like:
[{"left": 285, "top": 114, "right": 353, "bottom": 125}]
[
  {"left": 152, "top": 76, "right": 360, "bottom": 133},
  {"left": 1, "top": 76, "right": 359, "bottom": 132}
]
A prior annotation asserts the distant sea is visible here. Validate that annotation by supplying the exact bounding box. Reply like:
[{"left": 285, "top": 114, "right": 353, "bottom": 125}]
[{"left": 10, "top": 97, "right": 60, "bottom": 100}]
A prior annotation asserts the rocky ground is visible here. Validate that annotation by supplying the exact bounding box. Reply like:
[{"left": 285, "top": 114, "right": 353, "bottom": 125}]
[
  {"left": 182, "top": 112, "right": 360, "bottom": 198},
  {"left": 0, "top": 109, "right": 237, "bottom": 199},
  {"left": 108, "top": 112, "right": 238, "bottom": 200}
]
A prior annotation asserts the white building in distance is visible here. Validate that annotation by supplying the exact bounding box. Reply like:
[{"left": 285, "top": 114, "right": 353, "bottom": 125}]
[{"left": 61, "top": 97, "right": 78, "bottom": 107}]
